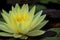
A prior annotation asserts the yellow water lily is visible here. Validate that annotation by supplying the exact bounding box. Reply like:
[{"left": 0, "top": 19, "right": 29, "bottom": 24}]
[{"left": 0, "top": 4, "right": 48, "bottom": 39}]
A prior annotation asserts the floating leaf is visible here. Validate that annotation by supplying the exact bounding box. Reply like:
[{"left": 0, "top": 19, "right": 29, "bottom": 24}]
[
  {"left": 40, "top": 0, "right": 49, "bottom": 3},
  {"left": 36, "top": 5, "right": 46, "bottom": 12},
  {"left": 0, "top": 18, "right": 5, "bottom": 22},
  {"left": 42, "top": 37, "right": 60, "bottom": 40},
  {"left": 48, "top": 28, "right": 60, "bottom": 34}
]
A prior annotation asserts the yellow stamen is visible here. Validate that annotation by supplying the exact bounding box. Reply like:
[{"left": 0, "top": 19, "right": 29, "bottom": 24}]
[{"left": 16, "top": 13, "right": 28, "bottom": 23}]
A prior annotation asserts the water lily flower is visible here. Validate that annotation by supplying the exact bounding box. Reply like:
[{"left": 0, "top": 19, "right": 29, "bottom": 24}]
[{"left": 0, "top": 4, "right": 48, "bottom": 39}]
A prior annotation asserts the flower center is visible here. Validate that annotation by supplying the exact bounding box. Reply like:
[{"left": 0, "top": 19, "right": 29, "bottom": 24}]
[{"left": 16, "top": 13, "right": 28, "bottom": 23}]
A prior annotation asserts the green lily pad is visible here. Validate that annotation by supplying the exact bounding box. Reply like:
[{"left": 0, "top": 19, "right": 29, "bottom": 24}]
[
  {"left": 48, "top": 28, "right": 60, "bottom": 34},
  {"left": 42, "top": 37, "right": 60, "bottom": 40}
]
